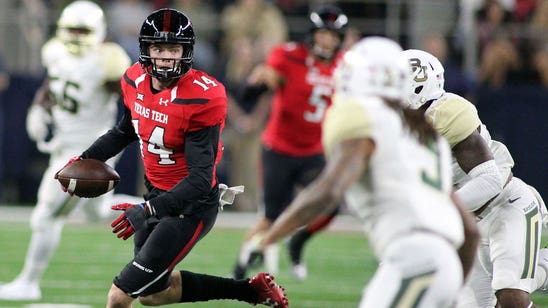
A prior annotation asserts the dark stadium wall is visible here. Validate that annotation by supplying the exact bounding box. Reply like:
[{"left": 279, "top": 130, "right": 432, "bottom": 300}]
[
  {"left": 0, "top": 76, "right": 546, "bottom": 205},
  {"left": 0, "top": 74, "right": 142, "bottom": 204},
  {"left": 476, "top": 85, "right": 548, "bottom": 203}
]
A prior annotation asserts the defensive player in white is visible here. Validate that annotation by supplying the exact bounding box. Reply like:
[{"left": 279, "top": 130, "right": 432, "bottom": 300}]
[
  {"left": 0, "top": 1, "right": 141, "bottom": 300},
  {"left": 401, "top": 49, "right": 547, "bottom": 308},
  {"left": 260, "top": 37, "right": 479, "bottom": 307}
]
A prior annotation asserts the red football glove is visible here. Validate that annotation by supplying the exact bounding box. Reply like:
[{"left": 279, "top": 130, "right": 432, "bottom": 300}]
[
  {"left": 54, "top": 155, "right": 82, "bottom": 194},
  {"left": 111, "top": 202, "right": 154, "bottom": 240}
]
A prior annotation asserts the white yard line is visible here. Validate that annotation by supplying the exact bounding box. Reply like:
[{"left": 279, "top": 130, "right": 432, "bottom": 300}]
[{"left": 0, "top": 205, "right": 363, "bottom": 233}]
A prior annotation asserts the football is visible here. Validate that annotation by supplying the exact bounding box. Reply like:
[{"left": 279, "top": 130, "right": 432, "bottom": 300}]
[{"left": 56, "top": 159, "right": 120, "bottom": 198}]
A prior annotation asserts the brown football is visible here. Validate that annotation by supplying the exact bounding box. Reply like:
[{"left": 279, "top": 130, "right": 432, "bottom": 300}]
[{"left": 56, "top": 159, "right": 120, "bottom": 198}]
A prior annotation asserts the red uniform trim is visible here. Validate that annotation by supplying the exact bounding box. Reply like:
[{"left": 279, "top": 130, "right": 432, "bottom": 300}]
[
  {"left": 163, "top": 10, "right": 171, "bottom": 32},
  {"left": 167, "top": 220, "right": 204, "bottom": 270}
]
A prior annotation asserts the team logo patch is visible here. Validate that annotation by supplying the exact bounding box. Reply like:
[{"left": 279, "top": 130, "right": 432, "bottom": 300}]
[
  {"left": 136, "top": 93, "right": 144, "bottom": 101},
  {"left": 159, "top": 98, "right": 169, "bottom": 106}
]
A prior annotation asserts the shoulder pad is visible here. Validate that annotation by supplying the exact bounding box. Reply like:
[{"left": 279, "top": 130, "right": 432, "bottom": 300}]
[
  {"left": 426, "top": 93, "right": 481, "bottom": 148},
  {"left": 98, "top": 43, "right": 132, "bottom": 81},
  {"left": 322, "top": 94, "right": 372, "bottom": 157}
]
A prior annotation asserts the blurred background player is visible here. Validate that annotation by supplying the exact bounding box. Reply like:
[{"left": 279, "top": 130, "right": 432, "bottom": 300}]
[
  {"left": 0, "top": 1, "right": 141, "bottom": 300},
  {"left": 231, "top": 4, "right": 349, "bottom": 281},
  {"left": 219, "top": 0, "right": 288, "bottom": 213},
  {"left": 401, "top": 49, "right": 547, "bottom": 308},
  {"left": 59, "top": 8, "right": 287, "bottom": 307},
  {"left": 260, "top": 36, "right": 479, "bottom": 307}
]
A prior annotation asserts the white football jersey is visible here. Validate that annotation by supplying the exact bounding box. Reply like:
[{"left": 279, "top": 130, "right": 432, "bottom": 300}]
[
  {"left": 322, "top": 94, "right": 464, "bottom": 258},
  {"left": 424, "top": 92, "right": 514, "bottom": 189},
  {"left": 42, "top": 39, "right": 131, "bottom": 150}
]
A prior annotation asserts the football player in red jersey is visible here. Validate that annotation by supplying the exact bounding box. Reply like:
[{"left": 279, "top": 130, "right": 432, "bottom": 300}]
[
  {"left": 232, "top": 5, "right": 349, "bottom": 281},
  {"left": 59, "top": 8, "right": 287, "bottom": 308}
]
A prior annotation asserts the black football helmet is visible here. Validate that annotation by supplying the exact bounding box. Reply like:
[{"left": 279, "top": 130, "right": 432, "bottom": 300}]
[
  {"left": 308, "top": 5, "right": 348, "bottom": 60},
  {"left": 309, "top": 5, "right": 348, "bottom": 38},
  {"left": 139, "top": 8, "right": 195, "bottom": 81}
]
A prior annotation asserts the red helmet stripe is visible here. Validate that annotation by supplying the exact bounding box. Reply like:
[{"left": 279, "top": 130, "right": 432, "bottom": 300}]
[{"left": 163, "top": 9, "right": 171, "bottom": 32}]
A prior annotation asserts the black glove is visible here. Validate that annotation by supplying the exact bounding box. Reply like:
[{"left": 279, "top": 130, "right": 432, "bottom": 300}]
[{"left": 110, "top": 202, "right": 154, "bottom": 240}]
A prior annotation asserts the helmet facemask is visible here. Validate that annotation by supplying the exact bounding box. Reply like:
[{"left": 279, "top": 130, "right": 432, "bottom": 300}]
[
  {"left": 148, "top": 56, "right": 184, "bottom": 81},
  {"left": 140, "top": 38, "right": 194, "bottom": 82}
]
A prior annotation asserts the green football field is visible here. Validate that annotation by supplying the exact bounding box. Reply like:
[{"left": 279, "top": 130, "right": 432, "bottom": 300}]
[{"left": 1, "top": 221, "right": 547, "bottom": 308}]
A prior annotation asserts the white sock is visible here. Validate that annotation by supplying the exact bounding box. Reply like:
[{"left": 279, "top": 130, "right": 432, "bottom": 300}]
[
  {"left": 238, "top": 233, "right": 266, "bottom": 266},
  {"left": 238, "top": 240, "right": 258, "bottom": 266},
  {"left": 264, "top": 243, "right": 279, "bottom": 275}
]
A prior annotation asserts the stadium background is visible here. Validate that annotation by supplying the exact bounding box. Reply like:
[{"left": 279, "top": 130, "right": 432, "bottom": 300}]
[{"left": 0, "top": 0, "right": 546, "bottom": 206}]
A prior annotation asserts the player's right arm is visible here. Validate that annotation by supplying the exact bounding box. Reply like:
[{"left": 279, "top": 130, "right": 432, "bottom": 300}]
[
  {"left": 238, "top": 45, "right": 287, "bottom": 101},
  {"left": 247, "top": 64, "right": 283, "bottom": 90},
  {"left": 451, "top": 129, "right": 503, "bottom": 212},
  {"left": 236, "top": 64, "right": 282, "bottom": 104},
  {"left": 428, "top": 95, "right": 503, "bottom": 212},
  {"left": 26, "top": 78, "right": 53, "bottom": 144},
  {"left": 30, "top": 78, "right": 53, "bottom": 110},
  {"left": 26, "top": 39, "right": 58, "bottom": 144}
]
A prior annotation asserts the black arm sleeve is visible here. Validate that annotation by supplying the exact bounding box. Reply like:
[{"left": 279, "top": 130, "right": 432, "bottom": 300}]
[
  {"left": 238, "top": 82, "right": 269, "bottom": 103},
  {"left": 81, "top": 106, "right": 138, "bottom": 161},
  {"left": 149, "top": 124, "right": 221, "bottom": 217}
]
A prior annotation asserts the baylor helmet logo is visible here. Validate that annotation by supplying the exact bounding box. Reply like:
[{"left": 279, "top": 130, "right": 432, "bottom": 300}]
[{"left": 409, "top": 58, "right": 428, "bottom": 82}]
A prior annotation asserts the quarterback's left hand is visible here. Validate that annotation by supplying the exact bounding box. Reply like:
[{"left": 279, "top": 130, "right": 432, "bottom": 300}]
[{"left": 111, "top": 202, "right": 154, "bottom": 240}]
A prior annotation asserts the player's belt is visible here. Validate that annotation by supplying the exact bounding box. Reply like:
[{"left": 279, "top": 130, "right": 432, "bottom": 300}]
[{"left": 475, "top": 172, "right": 513, "bottom": 220}]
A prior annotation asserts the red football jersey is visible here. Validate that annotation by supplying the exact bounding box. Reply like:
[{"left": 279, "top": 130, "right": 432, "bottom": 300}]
[
  {"left": 261, "top": 42, "right": 343, "bottom": 156},
  {"left": 121, "top": 64, "right": 227, "bottom": 191}
]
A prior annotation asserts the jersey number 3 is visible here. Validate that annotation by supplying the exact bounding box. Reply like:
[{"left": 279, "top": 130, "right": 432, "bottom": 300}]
[{"left": 422, "top": 140, "right": 442, "bottom": 190}]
